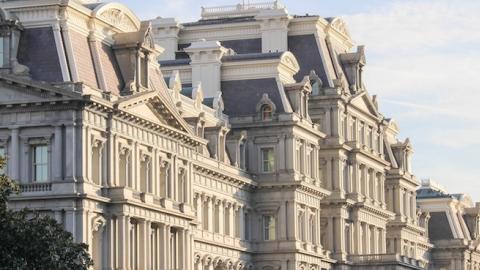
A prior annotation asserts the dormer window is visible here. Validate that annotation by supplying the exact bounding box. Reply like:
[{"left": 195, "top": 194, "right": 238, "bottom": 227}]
[
  {"left": 261, "top": 104, "right": 273, "bottom": 120},
  {"left": 256, "top": 93, "right": 276, "bottom": 121},
  {"left": 112, "top": 21, "right": 161, "bottom": 95}
]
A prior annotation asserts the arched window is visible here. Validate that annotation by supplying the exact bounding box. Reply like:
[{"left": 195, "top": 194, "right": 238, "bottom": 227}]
[{"left": 261, "top": 104, "right": 273, "bottom": 120}]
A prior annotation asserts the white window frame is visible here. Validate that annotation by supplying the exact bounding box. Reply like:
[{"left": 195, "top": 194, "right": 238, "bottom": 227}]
[
  {"left": 32, "top": 144, "right": 49, "bottom": 183},
  {"left": 263, "top": 215, "right": 276, "bottom": 241},
  {"left": 261, "top": 147, "right": 275, "bottom": 173}
]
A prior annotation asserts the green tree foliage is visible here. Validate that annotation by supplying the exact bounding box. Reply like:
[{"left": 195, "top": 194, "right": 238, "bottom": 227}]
[{"left": 0, "top": 157, "right": 93, "bottom": 270}]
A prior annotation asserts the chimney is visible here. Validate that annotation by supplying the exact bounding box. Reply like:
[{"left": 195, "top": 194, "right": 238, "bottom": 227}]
[
  {"left": 256, "top": 8, "right": 290, "bottom": 53},
  {"left": 151, "top": 17, "right": 182, "bottom": 61},
  {"left": 184, "top": 40, "right": 229, "bottom": 98}
]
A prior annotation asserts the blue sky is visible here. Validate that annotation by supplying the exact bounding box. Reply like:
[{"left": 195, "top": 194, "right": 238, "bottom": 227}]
[{"left": 114, "top": 0, "right": 480, "bottom": 199}]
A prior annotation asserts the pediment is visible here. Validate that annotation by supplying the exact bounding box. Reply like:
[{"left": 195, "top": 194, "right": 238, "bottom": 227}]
[
  {"left": 123, "top": 102, "right": 168, "bottom": 125},
  {"left": 350, "top": 92, "right": 379, "bottom": 117},
  {"left": 116, "top": 90, "right": 195, "bottom": 136}
]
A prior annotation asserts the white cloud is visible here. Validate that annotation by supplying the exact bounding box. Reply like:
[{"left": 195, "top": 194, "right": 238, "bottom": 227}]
[{"left": 344, "top": 0, "right": 480, "bottom": 198}]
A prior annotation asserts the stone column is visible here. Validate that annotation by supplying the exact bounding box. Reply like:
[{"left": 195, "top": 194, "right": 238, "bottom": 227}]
[
  {"left": 325, "top": 108, "right": 332, "bottom": 135},
  {"left": 53, "top": 125, "right": 63, "bottom": 181},
  {"left": 108, "top": 217, "right": 116, "bottom": 269},
  {"left": 410, "top": 192, "right": 416, "bottom": 220},
  {"left": 380, "top": 175, "right": 386, "bottom": 205},
  {"left": 334, "top": 158, "right": 343, "bottom": 192},
  {"left": 327, "top": 217, "right": 334, "bottom": 251},
  {"left": 178, "top": 229, "right": 185, "bottom": 269},
  {"left": 65, "top": 122, "right": 78, "bottom": 182},
  {"left": 10, "top": 128, "right": 19, "bottom": 181},
  {"left": 117, "top": 215, "right": 130, "bottom": 269},
  {"left": 218, "top": 200, "right": 224, "bottom": 235},
  {"left": 372, "top": 227, "right": 379, "bottom": 254},
  {"left": 334, "top": 217, "right": 346, "bottom": 256},
  {"left": 228, "top": 203, "right": 235, "bottom": 237},
  {"left": 355, "top": 221, "right": 362, "bottom": 254},
  {"left": 159, "top": 224, "right": 168, "bottom": 270},
  {"left": 406, "top": 191, "right": 411, "bottom": 220},
  {"left": 352, "top": 162, "right": 360, "bottom": 194},
  {"left": 65, "top": 209, "right": 77, "bottom": 241},
  {"left": 165, "top": 225, "right": 171, "bottom": 270},
  {"left": 363, "top": 223, "right": 370, "bottom": 254},
  {"left": 196, "top": 194, "right": 203, "bottom": 229},
  {"left": 239, "top": 206, "right": 245, "bottom": 240},
  {"left": 380, "top": 229, "right": 387, "bottom": 253},
  {"left": 108, "top": 133, "right": 117, "bottom": 187},
  {"left": 207, "top": 197, "right": 213, "bottom": 232},
  {"left": 140, "top": 221, "right": 150, "bottom": 270},
  {"left": 399, "top": 188, "right": 404, "bottom": 216},
  {"left": 326, "top": 158, "right": 333, "bottom": 190}
]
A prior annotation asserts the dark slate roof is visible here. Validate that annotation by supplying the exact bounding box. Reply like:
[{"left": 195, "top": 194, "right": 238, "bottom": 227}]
[
  {"left": 18, "top": 27, "right": 64, "bottom": 82},
  {"left": 203, "top": 97, "right": 214, "bottom": 108},
  {"left": 220, "top": 38, "right": 261, "bottom": 54},
  {"left": 429, "top": 212, "right": 454, "bottom": 240},
  {"left": 288, "top": 34, "right": 329, "bottom": 84},
  {"left": 221, "top": 78, "right": 284, "bottom": 117},
  {"left": 159, "top": 59, "right": 191, "bottom": 67},
  {"left": 417, "top": 188, "right": 457, "bottom": 199},
  {"left": 180, "top": 87, "right": 193, "bottom": 98},
  {"left": 83, "top": 3, "right": 103, "bottom": 10},
  {"left": 182, "top": 16, "right": 256, "bottom": 27},
  {"left": 293, "top": 14, "right": 320, "bottom": 18},
  {"left": 222, "top": 52, "right": 283, "bottom": 62}
]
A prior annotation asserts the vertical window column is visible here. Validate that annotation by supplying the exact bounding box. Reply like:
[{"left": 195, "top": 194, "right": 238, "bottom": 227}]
[
  {"left": 263, "top": 215, "right": 276, "bottom": 241},
  {"left": 32, "top": 144, "right": 49, "bottom": 183},
  {"left": 261, "top": 147, "right": 275, "bottom": 173}
]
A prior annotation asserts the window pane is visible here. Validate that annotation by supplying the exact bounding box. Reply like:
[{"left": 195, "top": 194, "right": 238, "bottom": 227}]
[
  {"left": 34, "top": 145, "right": 48, "bottom": 182},
  {"left": 262, "top": 148, "right": 275, "bottom": 172},
  {"left": 263, "top": 215, "right": 276, "bottom": 240}
]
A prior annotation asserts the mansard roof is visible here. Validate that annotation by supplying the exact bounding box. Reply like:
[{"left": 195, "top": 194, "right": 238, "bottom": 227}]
[{"left": 221, "top": 78, "right": 284, "bottom": 117}]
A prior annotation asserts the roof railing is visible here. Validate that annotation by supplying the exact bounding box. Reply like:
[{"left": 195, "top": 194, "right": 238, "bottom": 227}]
[{"left": 201, "top": 1, "right": 284, "bottom": 19}]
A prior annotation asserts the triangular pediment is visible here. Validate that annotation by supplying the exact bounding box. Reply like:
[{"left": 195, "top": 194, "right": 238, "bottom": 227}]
[
  {"left": 350, "top": 91, "right": 379, "bottom": 117},
  {"left": 0, "top": 74, "right": 81, "bottom": 104},
  {"left": 116, "top": 90, "right": 195, "bottom": 136}
]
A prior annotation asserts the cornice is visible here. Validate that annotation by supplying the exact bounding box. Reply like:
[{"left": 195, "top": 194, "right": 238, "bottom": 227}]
[{"left": 192, "top": 162, "right": 256, "bottom": 189}]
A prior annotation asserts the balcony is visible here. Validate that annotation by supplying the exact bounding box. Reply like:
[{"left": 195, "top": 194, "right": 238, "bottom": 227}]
[
  {"left": 19, "top": 182, "right": 52, "bottom": 193},
  {"left": 348, "top": 254, "right": 426, "bottom": 269}
]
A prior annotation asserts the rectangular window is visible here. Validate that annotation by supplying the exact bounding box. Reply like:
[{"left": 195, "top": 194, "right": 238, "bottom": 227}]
[
  {"left": 263, "top": 215, "right": 276, "bottom": 241},
  {"left": 261, "top": 148, "right": 275, "bottom": 172},
  {"left": 33, "top": 145, "right": 48, "bottom": 182},
  {"left": 0, "top": 147, "right": 5, "bottom": 175}
]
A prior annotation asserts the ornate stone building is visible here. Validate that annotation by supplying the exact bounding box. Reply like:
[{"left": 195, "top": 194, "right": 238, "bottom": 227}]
[{"left": 0, "top": 0, "right": 474, "bottom": 269}]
